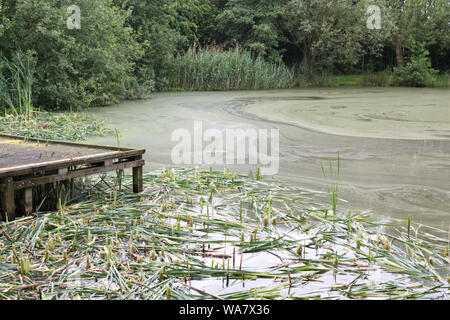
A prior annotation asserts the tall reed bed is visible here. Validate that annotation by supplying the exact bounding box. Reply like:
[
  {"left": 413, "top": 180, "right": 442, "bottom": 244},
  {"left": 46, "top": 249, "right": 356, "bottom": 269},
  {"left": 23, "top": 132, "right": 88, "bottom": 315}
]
[
  {"left": 0, "top": 51, "right": 36, "bottom": 119},
  {"left": 168, "top": 45, "right": 295, "bottom": 91}
]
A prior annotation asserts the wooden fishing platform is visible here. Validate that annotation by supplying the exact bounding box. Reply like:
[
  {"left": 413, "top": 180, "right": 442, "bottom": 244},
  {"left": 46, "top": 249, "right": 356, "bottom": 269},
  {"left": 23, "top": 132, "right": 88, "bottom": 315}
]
[{"left": 0, "top": 133, "right": 145, "bottom": 221}]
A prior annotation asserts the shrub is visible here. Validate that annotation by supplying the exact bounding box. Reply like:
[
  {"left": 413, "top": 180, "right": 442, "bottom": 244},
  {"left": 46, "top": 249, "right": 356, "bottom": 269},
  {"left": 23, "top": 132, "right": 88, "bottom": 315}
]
[
  {"left": 361, "top": 72, "right": 391, "bottom": 87},
  {"left": 394, "top": 42, "right": 438, "bottom": 87}
]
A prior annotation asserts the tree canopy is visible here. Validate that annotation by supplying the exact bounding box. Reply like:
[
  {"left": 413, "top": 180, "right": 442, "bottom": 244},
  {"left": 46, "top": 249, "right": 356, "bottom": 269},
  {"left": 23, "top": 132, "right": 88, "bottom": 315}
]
[{"left": 0, "top": 0, "right": 448, "bottom": 110}]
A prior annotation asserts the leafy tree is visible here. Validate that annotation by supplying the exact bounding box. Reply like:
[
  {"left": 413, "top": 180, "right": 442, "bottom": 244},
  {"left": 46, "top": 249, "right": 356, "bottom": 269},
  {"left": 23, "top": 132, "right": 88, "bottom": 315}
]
[
  {"left": 215, "top": 0, "right": 394, "bottom": 70},
  {"left": 281, "top": 0, "right": 393, "bottom": 71},
  {"left": 215, "top": 0, "right": 286, "bottom": 63},
  {"left": 0, "top": 0, "right": 141, "bottom": 110},
  {"left": 387, "top": 0, "right": 449, "bottom": 69},
  {"left": 169, "top": 0, "right": 220, "bottom": 48},
  {"left": 394, "top": 41, "right": 438, "bottom": 86},
  {"left": 115, "top": 0, "right": 220, "bottom": 90},
  {"left": 0, "top": 1, "right": 6, "bottom": 37},
  {"left": 113, "top": 0, "right": 179, "bottom": 91}
]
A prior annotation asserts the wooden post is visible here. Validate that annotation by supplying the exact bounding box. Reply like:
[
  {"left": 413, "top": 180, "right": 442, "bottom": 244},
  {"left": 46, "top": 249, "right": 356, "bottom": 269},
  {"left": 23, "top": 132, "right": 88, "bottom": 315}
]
[
  {"left": 1, "top": 177, "right": 15, "bottom": 221},
  {"left": 19, "top": 187, "right": 33, "bottom": 216},
  {"left": 55, "top": 168, "right": 68, "bottom": 210},
  {"left": 133, "top": 166, "right": 143, "bottom": 193},
  {"left": 58, "top": 168, "right": 69, "bottom": 176}
]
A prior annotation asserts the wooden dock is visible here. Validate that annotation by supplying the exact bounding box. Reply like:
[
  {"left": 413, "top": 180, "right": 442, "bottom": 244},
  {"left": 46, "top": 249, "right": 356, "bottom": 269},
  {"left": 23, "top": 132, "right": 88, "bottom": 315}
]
[{"left": 0, "top": 133, "right": 145, "bottom": 221}]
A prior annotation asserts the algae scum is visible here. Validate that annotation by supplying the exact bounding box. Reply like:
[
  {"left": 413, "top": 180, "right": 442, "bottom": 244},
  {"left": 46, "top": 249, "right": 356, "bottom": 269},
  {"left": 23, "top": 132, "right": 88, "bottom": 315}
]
[
  {"left": 2, "top": 88, "right": 449, "bottom": 299},
  {"left": 87, "top": 87, "right": 450, "bottom": 232},
  {"left": 0, "top": 169, "right": 448, "bottom": 300}
]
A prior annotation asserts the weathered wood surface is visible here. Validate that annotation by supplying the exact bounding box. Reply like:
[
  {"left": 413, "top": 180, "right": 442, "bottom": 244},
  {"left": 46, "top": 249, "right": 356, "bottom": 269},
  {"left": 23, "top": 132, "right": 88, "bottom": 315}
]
[{"left": 0, "top": 133, "right": 145, "bottom": 221}]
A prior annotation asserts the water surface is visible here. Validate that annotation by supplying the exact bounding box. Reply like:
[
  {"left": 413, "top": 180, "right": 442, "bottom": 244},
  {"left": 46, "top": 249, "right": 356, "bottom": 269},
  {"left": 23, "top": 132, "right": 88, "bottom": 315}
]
[{"left": 87, "top": 87, "right": 450, "bottom": 232}]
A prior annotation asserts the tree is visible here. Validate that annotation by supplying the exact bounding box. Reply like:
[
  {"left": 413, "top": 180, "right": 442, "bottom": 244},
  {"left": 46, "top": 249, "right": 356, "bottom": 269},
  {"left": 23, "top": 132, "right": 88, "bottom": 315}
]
[
  {"left": 0, "top": 0, "right": 141, "bottom": 110},
  {"left": 394, "top": 40, "right": 438, "bottom": 86},
  {"left": 281, "top": 0, "right": 393, "bottom": 71},
  {"left": 215, "top": 0, "right": 286, "bottom": 63},
  {"left": 215, "top": 0, "right": 394, "bottom": 70},
  {"left": 113, "top": 0, "right": 178, "bottom": 90},
  {"left": 387, "top": 0, "right": 449, "bottom": 69},
  {"left": 169, "top": 0, "right": 219, "bottom": 48},
  {"left": 114, "top": 0, "right": 221, "bottom": 90},
  {"left": 0, "top": 1, "right": 10, "bottom": 38}
]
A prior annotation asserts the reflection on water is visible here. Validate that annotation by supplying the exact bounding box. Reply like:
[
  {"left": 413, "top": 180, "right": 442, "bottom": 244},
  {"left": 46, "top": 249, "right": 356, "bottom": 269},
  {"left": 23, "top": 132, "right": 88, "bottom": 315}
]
[{"left": 87, "top": 87, "right": 450, "bottom": 232}]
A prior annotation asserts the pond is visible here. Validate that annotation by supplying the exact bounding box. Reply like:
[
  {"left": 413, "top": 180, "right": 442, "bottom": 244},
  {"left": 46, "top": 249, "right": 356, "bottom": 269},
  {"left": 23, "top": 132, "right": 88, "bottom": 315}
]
[{"left": 87, "top": 87, "right": 450, "bottom": 233}]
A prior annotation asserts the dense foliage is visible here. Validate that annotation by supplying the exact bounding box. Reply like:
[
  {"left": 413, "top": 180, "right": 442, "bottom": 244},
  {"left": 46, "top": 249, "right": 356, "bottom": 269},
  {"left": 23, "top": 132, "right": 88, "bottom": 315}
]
[
  {"left": 0, "top": 0, "right": 140, "bottom": 111},
  {"left": 394, "top": 41, "right": 439, "bottom": 87},
  {"left": 215, "top": 0, "right": 286, "bottom": 63},
  {"left": 0, "top": 0, "right": 448, "bottom": 111}
]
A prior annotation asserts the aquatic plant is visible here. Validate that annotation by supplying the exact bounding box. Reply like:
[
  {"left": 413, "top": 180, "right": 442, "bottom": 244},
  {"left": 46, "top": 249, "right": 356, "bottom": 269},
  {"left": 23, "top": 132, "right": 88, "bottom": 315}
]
[
  {"left": 0, "top": 169, "right": 448, "bottom": 300},
  {"left": 167, "top": 45, "right": 295, "bottom": 91},
  {"left": 0, "top": 51, "right": 36, "bottom": 119},
  {"left": 394, "top": 42, "right": 439, "bottom": 87},
  {"left": 0, "top": 111, "right": 111, "bottom": 141},
  {"left": 321, "top": 156, "right": 340, "bottom": 216}
]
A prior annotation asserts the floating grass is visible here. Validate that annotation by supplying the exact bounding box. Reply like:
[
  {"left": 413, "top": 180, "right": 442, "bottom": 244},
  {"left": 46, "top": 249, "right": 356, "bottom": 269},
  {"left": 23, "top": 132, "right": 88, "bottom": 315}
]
[
  {"left": 0, "top": 111, "right": 111, "bottom": 141},
  {"left": 0, "top": 168, "right": 448, "bottom": 300}
]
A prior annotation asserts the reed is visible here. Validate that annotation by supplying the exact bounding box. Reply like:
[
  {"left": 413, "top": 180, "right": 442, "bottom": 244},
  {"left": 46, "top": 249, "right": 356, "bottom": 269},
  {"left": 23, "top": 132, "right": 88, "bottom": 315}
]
[
  {"left": 321, "top": 155, "right": 340, "bottom": 216},
  {"left": 0, "top": 168, "right": 447, "bottom": 300},
  {"left": 0, "top": 111, "right": 111, "bottom": 141},
  {"left": 294, "top": 63, "right": 333, "bottom": 87},
  {"left": 167, "top": 44, "right": 295, "bottom": 91},
  {"left": 0, "top": 51, "right": 36, "bottom": 119}
]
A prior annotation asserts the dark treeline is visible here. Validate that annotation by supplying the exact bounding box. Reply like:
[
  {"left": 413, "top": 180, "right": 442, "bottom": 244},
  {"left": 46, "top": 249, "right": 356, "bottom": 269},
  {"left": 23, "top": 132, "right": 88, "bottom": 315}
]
[{"left": 0, "top": 0, "right": 448, "bottom": 111}]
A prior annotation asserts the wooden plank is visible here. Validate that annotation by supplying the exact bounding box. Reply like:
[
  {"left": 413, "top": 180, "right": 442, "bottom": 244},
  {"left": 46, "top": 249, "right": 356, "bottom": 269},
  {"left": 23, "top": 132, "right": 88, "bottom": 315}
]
[
  {"left": 0, "top": 133, "right": 138, "bottom": 152},
  {"left": 19, "top": 187, "right": 33, "bottom": 216},
  {"left": 133, "top": 166, "right": 143, "bottom": 193},
  {"left": 58, "top": 168, "right": 69, "bottom": 175},
  {"left": 1, "top": 177, "right": 15, "bottom": 221},
  {"left": 0, "top": 150, "right": 145, "bottom": 178},
  {"left": 0, "top": 133, "right": 147, "bottom": 220},
  {"left": 14, "top": 159, "right": 145, "bottom": 190}
]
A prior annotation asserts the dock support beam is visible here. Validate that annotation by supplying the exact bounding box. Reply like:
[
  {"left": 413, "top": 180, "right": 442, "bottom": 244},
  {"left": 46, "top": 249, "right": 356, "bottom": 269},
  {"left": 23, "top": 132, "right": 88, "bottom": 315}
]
[
  {"left": 1, "top": 177, "right": 15, "bottom": 221},
  {"left": 19, "top": 187, "right": 33, "bottom": 216},
  {"left": 133, "top": 166, "right": 143, "bottom": 193}
]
